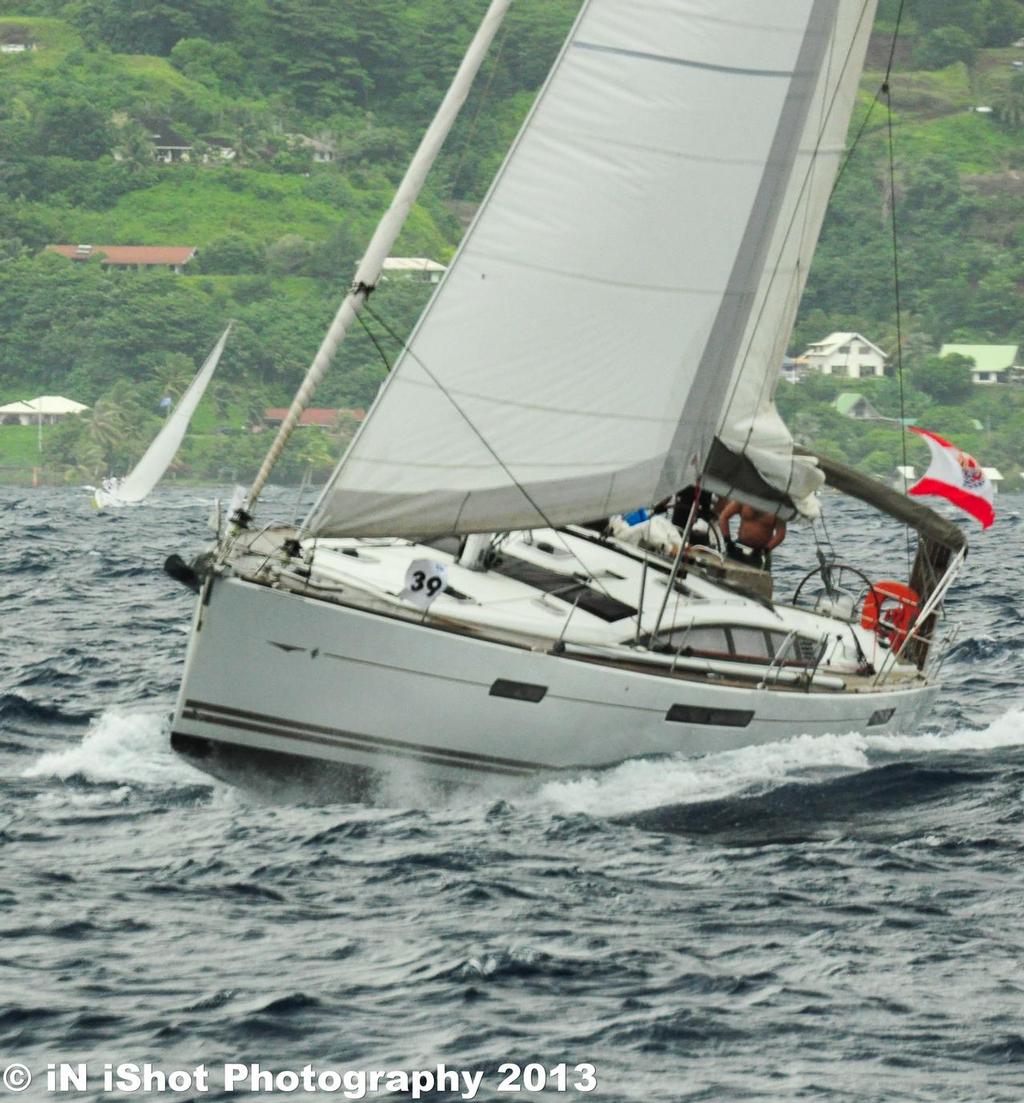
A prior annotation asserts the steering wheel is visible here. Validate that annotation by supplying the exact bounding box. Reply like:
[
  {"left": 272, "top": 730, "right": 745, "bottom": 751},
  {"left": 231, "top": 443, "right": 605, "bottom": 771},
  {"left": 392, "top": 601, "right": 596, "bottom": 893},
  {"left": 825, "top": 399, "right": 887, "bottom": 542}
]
[
  {"left": 686, "top": 544, "right": 725, "bottom": 567},
  {"left": 792, "top": 561, "right": 881, "bottom": 624}
]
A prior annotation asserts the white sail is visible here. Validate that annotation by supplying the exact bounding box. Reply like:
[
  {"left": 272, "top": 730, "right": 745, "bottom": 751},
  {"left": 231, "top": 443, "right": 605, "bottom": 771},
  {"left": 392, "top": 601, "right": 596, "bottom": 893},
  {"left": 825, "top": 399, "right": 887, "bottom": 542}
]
[
  {"left": 710, "top": 0, "right": 877, "bottom": 516},
  {"left": 306, "top": 0, "right": 874, "bottom": 539},
  {"left": 113, "top": 323, "right": 232, "bottom": 503}
]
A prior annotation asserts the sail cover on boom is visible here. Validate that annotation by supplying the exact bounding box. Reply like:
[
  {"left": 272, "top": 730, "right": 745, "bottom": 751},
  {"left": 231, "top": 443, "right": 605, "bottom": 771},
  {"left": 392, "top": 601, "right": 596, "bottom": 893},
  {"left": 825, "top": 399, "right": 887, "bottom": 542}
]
[{"left": 305, "top": 0, "right": 877, "bottom": 539}]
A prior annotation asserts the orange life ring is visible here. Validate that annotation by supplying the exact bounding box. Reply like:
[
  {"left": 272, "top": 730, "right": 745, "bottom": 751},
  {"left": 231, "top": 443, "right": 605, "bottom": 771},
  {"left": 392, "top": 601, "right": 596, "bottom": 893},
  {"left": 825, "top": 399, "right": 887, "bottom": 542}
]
[{"left": 861, "top": 580, "right": 919, "bottom": 648}]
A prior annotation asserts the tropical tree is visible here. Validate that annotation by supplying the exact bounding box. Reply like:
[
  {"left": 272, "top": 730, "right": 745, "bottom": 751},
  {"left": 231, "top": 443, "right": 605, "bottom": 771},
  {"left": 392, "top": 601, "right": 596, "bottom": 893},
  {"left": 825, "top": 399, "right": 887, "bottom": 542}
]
[
  {"left": 910, "top": 354, "right": 974, "bottom": 404},
  {"left": 993, "top": 73, "right": 1024, "bottom": 130}
]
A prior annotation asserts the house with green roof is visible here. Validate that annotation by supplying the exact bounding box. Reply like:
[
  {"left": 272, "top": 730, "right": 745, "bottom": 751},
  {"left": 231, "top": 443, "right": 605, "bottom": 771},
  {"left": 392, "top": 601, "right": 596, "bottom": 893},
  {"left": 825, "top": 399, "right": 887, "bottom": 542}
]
[
  {"left": 939, "top": 344, "right": 1020, "bottom": 385},
  {"left": 832, "top": 392, "right": 882, "bottom": 420}
]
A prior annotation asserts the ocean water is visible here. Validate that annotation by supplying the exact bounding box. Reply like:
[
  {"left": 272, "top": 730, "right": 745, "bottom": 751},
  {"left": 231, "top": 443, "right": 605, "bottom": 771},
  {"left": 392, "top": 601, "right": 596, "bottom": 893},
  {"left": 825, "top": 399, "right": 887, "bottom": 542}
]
[{"left": 3, "top": 485, "right": 1024, "bottom": 1102}]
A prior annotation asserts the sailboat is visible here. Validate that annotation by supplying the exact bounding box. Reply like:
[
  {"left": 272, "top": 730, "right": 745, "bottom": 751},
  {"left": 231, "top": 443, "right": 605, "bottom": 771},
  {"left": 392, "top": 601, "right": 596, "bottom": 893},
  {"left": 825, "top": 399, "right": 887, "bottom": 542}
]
[
  {"left": 166, "top": 1, "right": 967, "bottom": 795},
  {"left": 93, "top": 323, "right": 233, "bottom": 508}
]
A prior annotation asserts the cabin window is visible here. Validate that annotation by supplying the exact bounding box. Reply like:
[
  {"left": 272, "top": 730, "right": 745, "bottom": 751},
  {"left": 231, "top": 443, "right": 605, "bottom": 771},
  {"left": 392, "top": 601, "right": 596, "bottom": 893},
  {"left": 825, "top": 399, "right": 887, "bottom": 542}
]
[
  {"left": 680, "top": 626, "right": 730, "bottom": 655},
  {"left": 769, "top": 632, "right": 820, "bottom": 665},
  {"left": 730, "top": 627, "right": 771, "bottom": 660},
  {"left": 649, "top": 625, "right": 821, "bottom": 667}
]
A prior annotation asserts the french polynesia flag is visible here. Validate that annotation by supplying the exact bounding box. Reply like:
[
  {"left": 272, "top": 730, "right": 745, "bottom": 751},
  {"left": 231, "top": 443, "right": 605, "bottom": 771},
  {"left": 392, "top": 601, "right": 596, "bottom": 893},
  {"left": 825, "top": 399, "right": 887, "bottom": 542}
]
[{"left": 907, "top": 426, "right": 995, "bottom": 529}]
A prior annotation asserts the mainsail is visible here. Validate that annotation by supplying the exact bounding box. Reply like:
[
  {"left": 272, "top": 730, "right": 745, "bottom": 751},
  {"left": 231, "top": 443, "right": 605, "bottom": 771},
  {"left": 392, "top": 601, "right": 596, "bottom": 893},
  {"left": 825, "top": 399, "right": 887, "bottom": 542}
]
[
  {"left": 709, "top": 1, "right": 876, "bottom": 515},
  {"left": 306, "top": 0, "right": 878, "bottom": 539},
  {"left": 114, "top": 323, "right": 232, "bottom": 503}
]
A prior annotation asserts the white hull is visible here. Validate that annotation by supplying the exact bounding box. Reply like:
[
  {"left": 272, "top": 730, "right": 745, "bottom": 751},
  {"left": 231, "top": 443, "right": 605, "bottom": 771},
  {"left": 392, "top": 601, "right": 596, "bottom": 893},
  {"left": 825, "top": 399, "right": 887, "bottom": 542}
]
[
  {"left": 93, "top": 488, "right": 136, "bottom": 509},
  {"left": 171, "top": 573, "right": 940, "bottom": 793}
]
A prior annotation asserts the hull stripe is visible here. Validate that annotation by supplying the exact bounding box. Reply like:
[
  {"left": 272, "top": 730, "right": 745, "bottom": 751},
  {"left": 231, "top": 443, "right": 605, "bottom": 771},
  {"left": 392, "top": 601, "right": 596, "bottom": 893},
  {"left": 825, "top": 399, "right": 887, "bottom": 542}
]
[{"left": 182, "top": 699, "right": 549, "bottom": 776}]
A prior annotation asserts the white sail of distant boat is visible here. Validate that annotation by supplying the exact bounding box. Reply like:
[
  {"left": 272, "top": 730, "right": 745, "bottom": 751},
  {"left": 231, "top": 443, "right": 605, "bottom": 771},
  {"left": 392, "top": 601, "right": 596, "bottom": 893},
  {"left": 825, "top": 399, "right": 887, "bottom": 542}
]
[
  {"left": 165, "top": 2, "right": 970, "bottom": 799},
  {"left": 94, "top": 323, "right": 233, "bottom": 508}
]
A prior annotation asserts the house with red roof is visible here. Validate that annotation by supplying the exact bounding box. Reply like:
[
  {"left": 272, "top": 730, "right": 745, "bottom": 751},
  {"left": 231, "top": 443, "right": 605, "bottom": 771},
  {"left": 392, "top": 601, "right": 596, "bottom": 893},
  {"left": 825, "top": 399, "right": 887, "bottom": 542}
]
[
  {"left": 263, "top": 408, "right": 366, "bottom": 430},
  {"left": 46, "top": 244, "right": 198, "bottom": 273},
  {"left": 261, "top": 408, "right": 366, "bottom": 427}
]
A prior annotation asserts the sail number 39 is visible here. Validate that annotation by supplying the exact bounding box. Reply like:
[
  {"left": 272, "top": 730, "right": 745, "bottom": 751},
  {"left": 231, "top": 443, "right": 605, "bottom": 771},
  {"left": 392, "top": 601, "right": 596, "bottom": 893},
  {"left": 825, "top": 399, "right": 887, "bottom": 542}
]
[
  {"left": 497, "top": 1062, "right": 597, "bottom": 1093},
  {"left": 400, "top": 558, "right": 448, "bottom": 608}
]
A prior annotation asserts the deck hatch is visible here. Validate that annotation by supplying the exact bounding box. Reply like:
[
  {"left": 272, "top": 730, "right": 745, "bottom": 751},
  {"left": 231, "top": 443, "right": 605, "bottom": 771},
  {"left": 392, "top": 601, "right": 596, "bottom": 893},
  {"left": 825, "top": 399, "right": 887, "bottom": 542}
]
[
  {"left": 490, "top": 555, "right": 636, "bottom": 622},
  {"left": 666, "top": 704, "right": 754, "bottom": 727},
  {"left": 490, "top": 679, "right": 548, "bottom": 703}
]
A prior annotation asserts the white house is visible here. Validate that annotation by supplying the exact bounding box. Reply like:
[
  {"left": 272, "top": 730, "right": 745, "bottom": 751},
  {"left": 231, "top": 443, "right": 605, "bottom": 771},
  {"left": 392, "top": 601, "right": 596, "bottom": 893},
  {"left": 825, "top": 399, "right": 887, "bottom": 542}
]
[
  {"left": 137, "top": 118, "right": 194, "bottom": 163},
  {"left": 803, "top": 332, "right": 887, "bottom": 379},
  {"left": 939, "top": 344, "right": 1019, "bottom": 385},
  {"left": 0, "top": 400, "right": 37, "bottom": 425},
  {"left": 0, "top": 395, "right": 88, "bottom": 425},
  {"left": 891, "top": 465, "right": 916, "bottom": 491},
  {"left": 287, "top": 133, "right": 337, "bottom": 163},
  {"left": 381, "top": 257, "right": 447, "bottom": 284}
]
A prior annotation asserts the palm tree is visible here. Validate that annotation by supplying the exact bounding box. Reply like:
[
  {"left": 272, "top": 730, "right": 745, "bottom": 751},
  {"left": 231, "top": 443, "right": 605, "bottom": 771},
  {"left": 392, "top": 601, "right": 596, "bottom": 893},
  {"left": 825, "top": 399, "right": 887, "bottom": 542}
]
[
  {"left": 149, "top": 352, "right": 196, "bottom": 407},
  {"left": 993, "top": 75, "right": 1024, "bottom": 130}
]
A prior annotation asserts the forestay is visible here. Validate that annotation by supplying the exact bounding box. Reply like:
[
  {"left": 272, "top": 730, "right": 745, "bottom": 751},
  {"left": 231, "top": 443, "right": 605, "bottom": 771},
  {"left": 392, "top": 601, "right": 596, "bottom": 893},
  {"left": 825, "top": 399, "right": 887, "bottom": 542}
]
[
  {"left": 115, "top": 323, "right": 232, "bottom": 503},
  {"left": 306, "top": 1, "right": 873, "bottom": 539}
]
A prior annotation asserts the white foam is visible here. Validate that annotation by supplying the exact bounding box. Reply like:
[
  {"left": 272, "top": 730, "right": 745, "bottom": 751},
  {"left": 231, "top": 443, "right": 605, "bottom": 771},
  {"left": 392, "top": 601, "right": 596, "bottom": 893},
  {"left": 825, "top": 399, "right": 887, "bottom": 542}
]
[
  {"left": 865, "top": 707, "right": 1024, "bottom": 754},
  {"left": 24, "top": 708, "right": 201, "bottom": 788},
  {"left": 538, "top": 731, "right": 872, "bottom": 818},
  {"left": 538, "top": 707, "right": 1024, "bottom": 818}
]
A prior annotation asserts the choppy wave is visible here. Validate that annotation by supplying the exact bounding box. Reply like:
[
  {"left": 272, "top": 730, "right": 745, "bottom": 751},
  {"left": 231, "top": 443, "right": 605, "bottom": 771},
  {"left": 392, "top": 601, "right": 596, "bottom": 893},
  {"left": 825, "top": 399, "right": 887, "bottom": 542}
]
[
  {"left": 538, "top": 707, "right": 1024, "bottom": 820},
  {"left": 23, "top": 708, "right": 204, "bottom": 789},
  {"left": 4, "top": 486, "right": 1024, "bottom": 1102}
]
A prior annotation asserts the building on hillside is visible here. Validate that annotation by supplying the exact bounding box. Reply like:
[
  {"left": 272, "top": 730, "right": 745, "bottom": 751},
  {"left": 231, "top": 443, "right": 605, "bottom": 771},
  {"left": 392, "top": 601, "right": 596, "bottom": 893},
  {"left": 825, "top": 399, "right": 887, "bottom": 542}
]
[
  {"left": 803, "top": 332, "right": 887, "bottom": 379},
  {"left": 262, "top": 407, "right": 366, "bottom": 430},
  {"left": 891, "top": 465, "right": 916, "bottom": 491},
  {"left": 0, "top": 27, "right": 36, "bottom": 51},
  {"left": 136, "top": 117, "right": 194, "bottom": 162},
  {"left": 381, "top": 257, "right": 447, "bottom": 284},
  {"left": 984, "top": 467, "right": 1004, "bottom": 494},
  {"left": 46, "top": 244, "right": 198, "bottom": 273},
  {"left": 286, "top": 133, "right": 337, "bottom": 163},
  {"left": 0, "top": 395, "right": 88, "bottom": 425},
  {"left": 202, "top": 136, "right": 237, "bottom": 162},
  {"left": 939, "top": 343, "right": 1020, "bottom": 385},
  {"left": 0, "top": 400, "right": 37, "bottom": 425},
  {"left": 832, "top": 392, "right": 882, "bottom": 420}
]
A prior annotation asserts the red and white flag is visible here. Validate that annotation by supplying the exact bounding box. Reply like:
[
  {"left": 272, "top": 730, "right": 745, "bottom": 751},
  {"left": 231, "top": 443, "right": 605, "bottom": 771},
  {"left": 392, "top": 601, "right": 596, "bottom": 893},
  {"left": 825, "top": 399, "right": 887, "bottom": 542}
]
[{"left": 906, "top": 426, "right": 994, "bottom": 529}]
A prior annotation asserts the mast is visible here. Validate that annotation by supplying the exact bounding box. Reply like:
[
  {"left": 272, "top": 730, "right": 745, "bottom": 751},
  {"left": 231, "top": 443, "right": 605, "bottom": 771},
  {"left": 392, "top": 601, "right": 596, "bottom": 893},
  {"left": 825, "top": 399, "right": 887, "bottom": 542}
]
[{"left": 244, "top": 0, "right": 513, "bottom": 516}]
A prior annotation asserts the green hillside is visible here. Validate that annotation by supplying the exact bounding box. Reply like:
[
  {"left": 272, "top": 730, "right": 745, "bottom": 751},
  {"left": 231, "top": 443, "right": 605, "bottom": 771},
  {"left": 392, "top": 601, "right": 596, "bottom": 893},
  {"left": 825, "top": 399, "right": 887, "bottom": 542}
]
[{"left": 3, "top": 0, "right": 1024, "bottom": 485}]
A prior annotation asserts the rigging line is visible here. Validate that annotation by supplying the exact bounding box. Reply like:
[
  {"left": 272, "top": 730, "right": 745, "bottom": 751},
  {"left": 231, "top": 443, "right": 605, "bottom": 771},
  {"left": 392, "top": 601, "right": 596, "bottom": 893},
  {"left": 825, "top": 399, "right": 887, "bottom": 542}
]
[
  {"left": 716, "top": 0, "right": 876, "bottom": 441},
  {"left": 354, "top": 308, "right": 395, "bottom": 374},
  {"left": 360, "top": 302, "right": 636, "bottom": 622},
  {"left": 828, "top": 92, "right": 882, "bottom": 202},
  {"left": 446, "top": 17, "right": 510, "bottom": 200},
  {"left": 831, "top": 2, "right": 906, "bottom": 200},
  {"left": 885, "top": 70, "right": 913, "bottom": 575}
]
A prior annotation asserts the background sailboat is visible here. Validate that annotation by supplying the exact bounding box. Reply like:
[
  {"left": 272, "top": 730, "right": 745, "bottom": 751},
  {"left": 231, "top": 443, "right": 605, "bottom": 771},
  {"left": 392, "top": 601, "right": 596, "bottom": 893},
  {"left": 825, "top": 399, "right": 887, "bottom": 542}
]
[{"left": 94, "top": 323, "right": 233, "bottom": 508}]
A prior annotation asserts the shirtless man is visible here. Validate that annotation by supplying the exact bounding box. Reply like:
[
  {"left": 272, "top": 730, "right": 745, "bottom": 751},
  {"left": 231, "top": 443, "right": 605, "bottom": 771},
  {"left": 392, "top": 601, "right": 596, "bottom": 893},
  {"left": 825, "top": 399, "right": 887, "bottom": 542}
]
[{"left": 717, "top": 499, "right": 786, "bottom": 570}]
